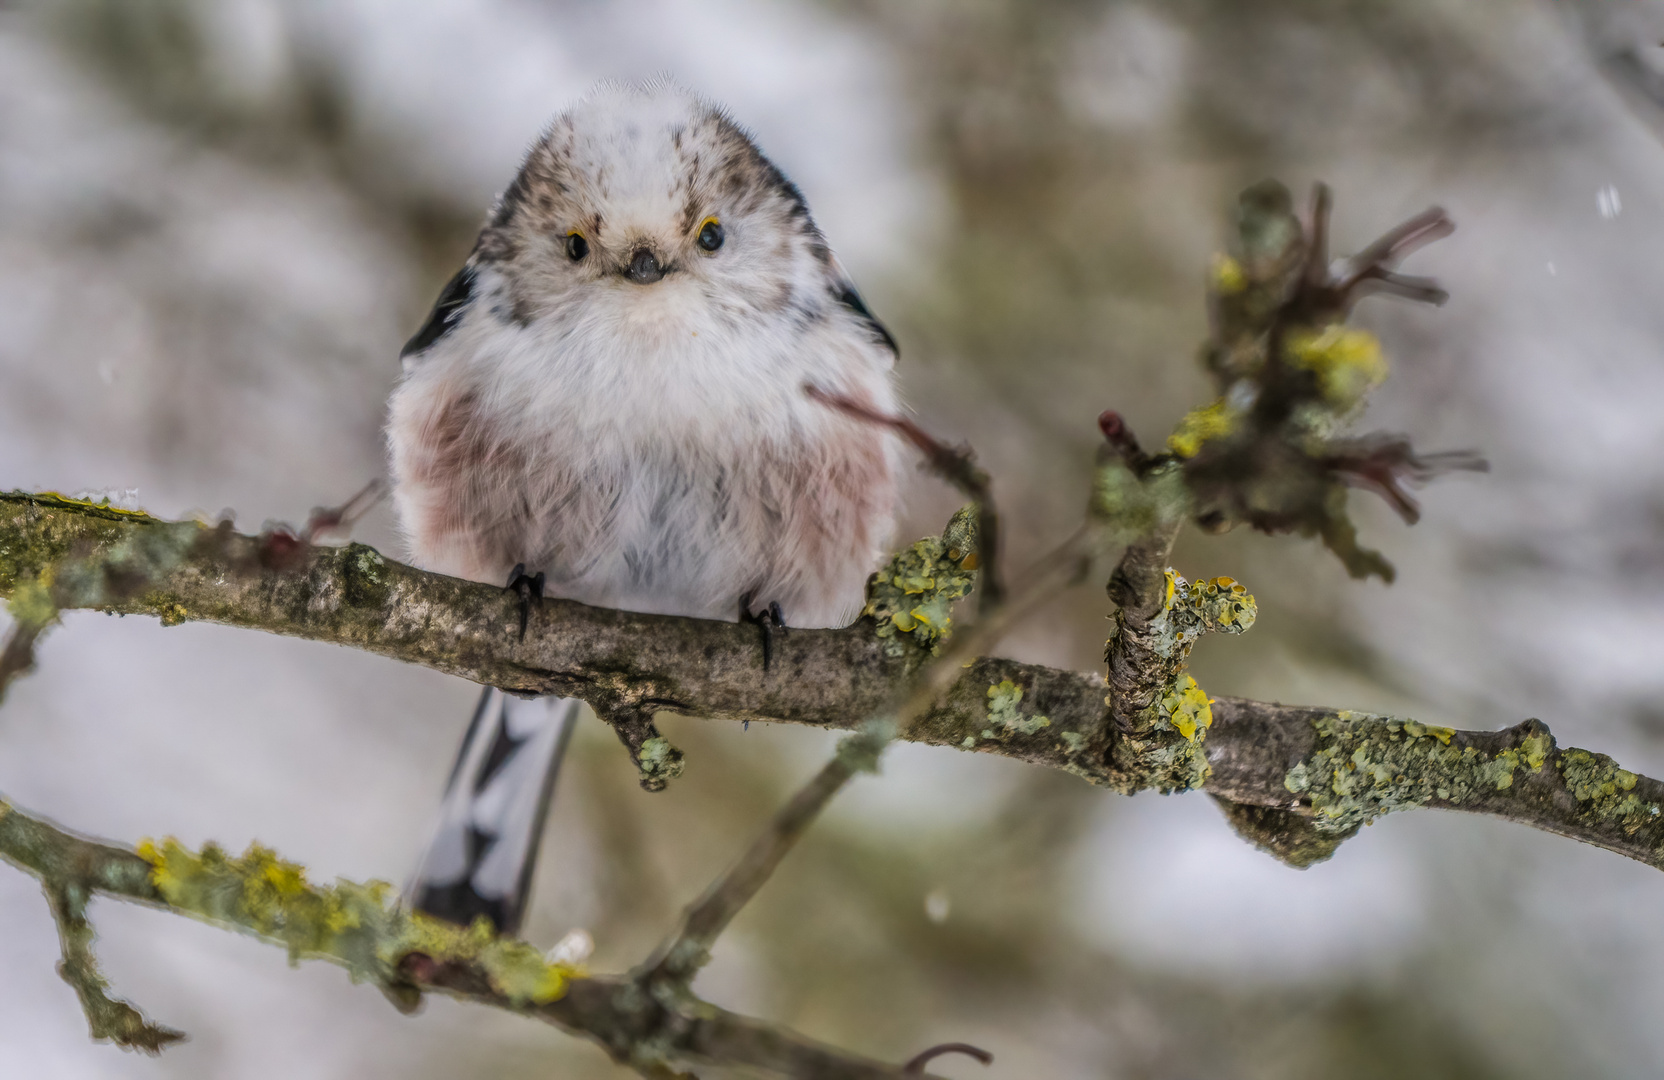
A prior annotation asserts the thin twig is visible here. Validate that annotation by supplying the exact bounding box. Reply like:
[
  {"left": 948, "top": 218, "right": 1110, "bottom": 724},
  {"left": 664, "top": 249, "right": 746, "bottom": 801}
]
[
  {"left": 44, "top": 879, "right": 184, "bottom": 1053},
  {"left": 643, "top": 751, "right": 862, "bottom": 982},
  {"left": 0, "top": 618, "right": 46, "bottom": 707},
  {"left": 643, "top": 511, "right": 1118, "bottom": 992},
  {"left": 300, "top": 477, "right": 388, "bottom": 543},
  {"left": 806, "top": 385, "right": 1004, "bottom": 612}
]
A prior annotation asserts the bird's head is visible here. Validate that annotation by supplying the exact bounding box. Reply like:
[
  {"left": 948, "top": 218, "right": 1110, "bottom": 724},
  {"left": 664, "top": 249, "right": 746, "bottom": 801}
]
[{"left": 475, "top": 82, "right": 835, "bottom": 339}]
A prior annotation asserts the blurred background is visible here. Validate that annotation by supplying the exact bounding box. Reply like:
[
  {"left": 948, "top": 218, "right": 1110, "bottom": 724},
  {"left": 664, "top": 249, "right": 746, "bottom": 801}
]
[{"left": 4, "top": 0, "right": 1664, "bottom": 1076}]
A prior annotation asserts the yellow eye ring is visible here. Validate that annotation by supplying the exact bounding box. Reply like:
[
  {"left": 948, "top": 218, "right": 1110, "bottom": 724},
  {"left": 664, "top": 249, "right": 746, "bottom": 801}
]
[
  {"left": 565, "top": 231, "right": 589, "bottom": 261},
  {"left": 696, "top": 216, "right": 724, "bottom": 252}
]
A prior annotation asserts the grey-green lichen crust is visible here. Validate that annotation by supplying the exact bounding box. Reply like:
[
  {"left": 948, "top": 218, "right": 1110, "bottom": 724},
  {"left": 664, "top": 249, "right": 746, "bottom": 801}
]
[
  {"left": 1108, "top": 570, "right": 1257, "bottom": 793},
  {"left": 636, "top": 737, "right": 686, "bottom": 787},
  {"left": 863, "top": 505, "right": 979, "bottom": 657},
  {"left": 1284, "top": 712, "right": 1555, "bottom": 834},
  {"left": 1558, "top": 747, "right": 1662, "bottom": 835},
  {"left": 977, "top": 679, "right": 1051, "bottom": 741}
]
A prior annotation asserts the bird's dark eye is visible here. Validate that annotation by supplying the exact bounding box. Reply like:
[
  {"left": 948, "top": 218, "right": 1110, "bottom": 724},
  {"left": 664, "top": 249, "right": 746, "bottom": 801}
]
[
  {"left": 697, "top": 218, "right": 724, "bottom": 252},
  {"left": 565, "top": 232, "right": 589, "bottom": 261}
]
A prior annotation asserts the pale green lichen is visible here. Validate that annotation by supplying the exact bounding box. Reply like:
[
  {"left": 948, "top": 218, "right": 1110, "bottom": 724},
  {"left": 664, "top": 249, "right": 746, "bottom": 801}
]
[
  {"left": 1088, "top": 456, "right": 1164, "bottom": 533},
  {"left": 637, "top": 737, "right": 686, "bottom": 786},
  {"left": 5, "top": 572, "right": 57, "bottom": 627},
  {"left": 836, "top": 723, "right": 890, "bottom": 773},
  {"left": 1053, "top": 725, "right": 1114, "bottom": 786},
  {"left": 863, "top": 506, "right": 979, "bottom": 657},
  {"left": 341, "top": 543, "right": 393, "bottom": 608},
  {"left": 985, "top": 680, "right": 1050, "bottom": 737},
  {"left": 138, "top": 838, "right": 574, "bottom": 1005},
  {"left": 1559, "top": 748, "right": 1660, "bottom": 834},
  {"left": 1283, "top": 713, "right": 1556, "bottom": 835}
]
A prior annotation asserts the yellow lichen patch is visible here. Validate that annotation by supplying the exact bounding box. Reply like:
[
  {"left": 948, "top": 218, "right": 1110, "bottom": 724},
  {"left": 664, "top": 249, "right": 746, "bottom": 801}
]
[
  {"left": 32, "top": 491, "right": 155, "bottom": 519},
  {"left": 1102, "top": 568, "right": 1257, "bottom": 793},
  {"left": 1166, "top": 398, "right": 1239, "bottom": 459},
  {"left": 1284, "top": 327, "right": 1387, "bottom": 411},
  {"left": 1521, "top": 730, "right": 1552, "bottom": 771},
  {"left": 1210, "top": 253, "right": 1247, "bottom": 295},
  {"left": 1192, "top": 576, "right": 1257, "bottom": 633},
  {"left": 5, "top": 572, "right": 58, "bottom": 627},
  {"left": 864, "top": 506, "right": 980, "bottom": 656},
  {"left": 1159, "top": 675, "right": 1213, "bottom": 742},
  {"left": 138, "top": 837, "right": 573, "bottom": 1005}
]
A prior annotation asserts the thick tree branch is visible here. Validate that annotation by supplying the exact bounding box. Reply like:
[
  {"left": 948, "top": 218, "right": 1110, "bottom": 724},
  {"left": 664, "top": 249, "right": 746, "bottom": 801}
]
[{"left": 4, "top": 490, "right": 1664, "bottom": 875}]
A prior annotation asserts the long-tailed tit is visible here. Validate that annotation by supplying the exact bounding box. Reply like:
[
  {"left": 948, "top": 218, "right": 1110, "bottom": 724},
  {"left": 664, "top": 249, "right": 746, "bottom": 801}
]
[{"left": 386, "top": 82, "right": 900, "bottom": 933}]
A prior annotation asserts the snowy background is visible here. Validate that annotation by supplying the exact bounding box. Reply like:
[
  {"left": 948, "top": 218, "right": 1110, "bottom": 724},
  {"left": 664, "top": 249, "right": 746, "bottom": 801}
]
[{"left": 4, "top": 0, "right": 1664, "bottom": 1076}]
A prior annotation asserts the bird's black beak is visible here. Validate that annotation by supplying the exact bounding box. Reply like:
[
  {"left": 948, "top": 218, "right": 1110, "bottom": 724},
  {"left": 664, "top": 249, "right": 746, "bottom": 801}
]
[{"left": 625, "top": 247, "right": 665, "bottom": 285}]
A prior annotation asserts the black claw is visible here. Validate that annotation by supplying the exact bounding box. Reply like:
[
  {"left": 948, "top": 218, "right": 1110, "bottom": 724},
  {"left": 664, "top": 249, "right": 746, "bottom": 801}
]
[
  {"left": 506, "top": 563, "right": 545, "bottom": 641},
  {"left": 738, "top": 592, "right": 788, "bottom": 675}
]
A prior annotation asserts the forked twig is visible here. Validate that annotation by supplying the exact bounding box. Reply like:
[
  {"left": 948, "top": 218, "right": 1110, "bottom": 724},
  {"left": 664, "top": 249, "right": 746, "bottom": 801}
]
[{"left": 301, "top": 477, "right": 388, "bottom": 542}]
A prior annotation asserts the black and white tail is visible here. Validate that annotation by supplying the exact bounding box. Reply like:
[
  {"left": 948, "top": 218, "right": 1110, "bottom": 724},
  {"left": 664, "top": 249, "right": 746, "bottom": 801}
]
[{"left": 406, "top": 688, "right": 580, "bottom": 935}]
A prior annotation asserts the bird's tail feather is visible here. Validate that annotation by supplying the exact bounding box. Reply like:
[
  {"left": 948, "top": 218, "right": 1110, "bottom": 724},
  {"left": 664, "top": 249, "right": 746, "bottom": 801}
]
[{"left": 405, "top": 687, "right": 579, "bottom": 935}]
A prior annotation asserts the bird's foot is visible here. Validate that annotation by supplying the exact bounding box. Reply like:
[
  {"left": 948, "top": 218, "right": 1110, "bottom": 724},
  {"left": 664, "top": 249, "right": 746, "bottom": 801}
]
[
  {"left": 738, "top": 592, "right": 787, "bottom": 677},
  {"left": 506, "top": 563, "right": 545, "bottom": 641}
]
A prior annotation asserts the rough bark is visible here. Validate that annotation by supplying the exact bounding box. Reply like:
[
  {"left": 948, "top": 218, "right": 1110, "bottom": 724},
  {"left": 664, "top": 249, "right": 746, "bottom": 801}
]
[{"left": 5, "top": 490, "right": 1664, "bottom": 875}]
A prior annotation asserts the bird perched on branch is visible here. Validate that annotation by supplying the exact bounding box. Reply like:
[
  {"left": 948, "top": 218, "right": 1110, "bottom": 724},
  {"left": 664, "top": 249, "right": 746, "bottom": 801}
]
[{"left": 385, "top": 82, "right": 901, "bottom": 934}]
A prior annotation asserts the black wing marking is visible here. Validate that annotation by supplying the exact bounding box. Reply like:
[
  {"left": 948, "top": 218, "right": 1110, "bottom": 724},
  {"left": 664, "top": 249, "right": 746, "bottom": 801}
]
[
  {"left": 400, "top": 263, "right": 477, "bottom": 360},
  {"left": 833, "top": 283, "right": 898, "bottom": 359}
]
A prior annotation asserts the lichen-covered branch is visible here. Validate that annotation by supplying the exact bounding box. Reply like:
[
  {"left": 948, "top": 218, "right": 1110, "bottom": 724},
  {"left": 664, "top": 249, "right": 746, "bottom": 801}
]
[
  {"left": 6, "top": 490, "right": 1664, "bottom": 875},
  {"left": 0, "top": 796, "right": 951, "bottom": 1079},
  {"left": 1206, "top": 702, "right": 1664, "bottom": 869},
  {"left": 41, "top": 862, "right": 184, "bottom": 1052}
]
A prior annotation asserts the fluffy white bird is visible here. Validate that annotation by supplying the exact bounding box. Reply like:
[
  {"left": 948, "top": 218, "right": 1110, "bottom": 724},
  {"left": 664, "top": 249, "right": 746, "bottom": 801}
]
[{"left": 387, "top": 82, "right": 900, "bottom": 934}]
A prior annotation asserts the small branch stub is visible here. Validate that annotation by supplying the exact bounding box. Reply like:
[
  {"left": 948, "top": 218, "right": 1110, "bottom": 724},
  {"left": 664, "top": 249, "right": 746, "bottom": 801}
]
[{"left": 1106, "top": 569, "right": 1257, "bottom": 794}]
